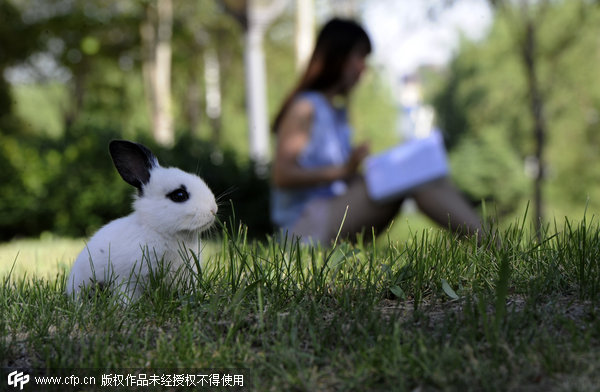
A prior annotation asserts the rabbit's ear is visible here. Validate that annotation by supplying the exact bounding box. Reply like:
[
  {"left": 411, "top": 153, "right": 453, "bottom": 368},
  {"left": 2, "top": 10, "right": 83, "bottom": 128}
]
[{"left": 109, "top": 140, "right": 158, "bottom": 192}]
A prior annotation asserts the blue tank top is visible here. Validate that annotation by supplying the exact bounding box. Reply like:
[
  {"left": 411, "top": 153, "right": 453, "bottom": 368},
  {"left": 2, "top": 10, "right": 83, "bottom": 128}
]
[{"left": 270, "top": 92, "right": 353, "bottom": 230}]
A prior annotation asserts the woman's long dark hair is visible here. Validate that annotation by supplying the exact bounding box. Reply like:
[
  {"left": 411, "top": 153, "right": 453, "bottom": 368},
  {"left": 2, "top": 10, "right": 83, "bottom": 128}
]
[{"left": 272, "top": 18, "right": 372, "bottom": 133}]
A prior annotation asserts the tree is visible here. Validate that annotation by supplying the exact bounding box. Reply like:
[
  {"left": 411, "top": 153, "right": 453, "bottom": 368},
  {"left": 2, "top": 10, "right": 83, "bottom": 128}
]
[
  {"left": 487, "top": 0, "right": 551, "bottom": 238},
  {"left": 221, "top": 0, "right": 287, "bottom": 170},
  {"left": 431, "top": 0, "right": 600, "bottom": 227}
]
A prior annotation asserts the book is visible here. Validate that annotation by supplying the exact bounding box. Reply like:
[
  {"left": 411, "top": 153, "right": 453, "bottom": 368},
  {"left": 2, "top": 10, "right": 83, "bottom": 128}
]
[{"left": 364, "top": 130, "right": 449, "bottom": 202}]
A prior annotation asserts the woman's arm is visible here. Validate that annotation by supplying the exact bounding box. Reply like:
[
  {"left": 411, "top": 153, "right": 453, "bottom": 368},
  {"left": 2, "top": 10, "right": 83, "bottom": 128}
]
[{"left": 272, "top": 99, "right": 368, "bottom": 189}]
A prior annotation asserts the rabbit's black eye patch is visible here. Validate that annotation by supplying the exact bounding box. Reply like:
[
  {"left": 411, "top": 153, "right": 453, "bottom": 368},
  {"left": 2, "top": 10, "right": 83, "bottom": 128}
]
[{"left": 167, "top": 186, "right": 189, "bottom": 203}]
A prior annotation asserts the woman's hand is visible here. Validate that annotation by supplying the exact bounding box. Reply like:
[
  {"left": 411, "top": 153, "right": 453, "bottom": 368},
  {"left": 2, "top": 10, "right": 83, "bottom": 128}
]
[{"left": 345, "top": 142, "right": 370, "bottom": 176}]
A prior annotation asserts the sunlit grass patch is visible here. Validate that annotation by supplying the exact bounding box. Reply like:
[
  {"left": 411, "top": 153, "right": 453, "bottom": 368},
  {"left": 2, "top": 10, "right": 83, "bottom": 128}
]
[{"left": 0, "top": 235, "right": 82, "bottom": 280}]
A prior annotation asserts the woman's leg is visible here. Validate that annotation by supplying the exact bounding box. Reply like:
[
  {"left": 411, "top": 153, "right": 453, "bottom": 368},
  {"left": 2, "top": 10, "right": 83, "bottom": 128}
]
[
  {"left": 290, "top": 176, "right": 403, "bottom": 245},
  {"left": 410, "top": 177, "right": 483, "bottom": 236}
]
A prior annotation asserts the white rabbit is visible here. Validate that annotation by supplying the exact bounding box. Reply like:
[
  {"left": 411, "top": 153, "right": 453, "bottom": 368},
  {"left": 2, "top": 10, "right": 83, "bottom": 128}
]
[{"left": 66, "top": 140, "right": 218, "bottom": 302}]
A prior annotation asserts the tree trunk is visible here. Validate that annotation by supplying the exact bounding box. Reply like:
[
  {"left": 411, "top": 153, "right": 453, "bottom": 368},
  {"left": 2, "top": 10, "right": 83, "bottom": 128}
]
[
  {"left": 245, "top": 24, "right": 269, "bottom": 167},
  {"left": 244, "top": 0, "right": 287, "bottom": 169},
  {"left": 185, "top": 67, "right": 201, "bottom": 136},
  {"left": 154, "top": 0, "right": 174, "bottom": 146},
  {"left": 64, "top": 69, "right": 86, "bottom": 130},
  {"left": 204, "top": 48, "right": 222, "bottom": 145},
  {"left": 330, "top": 0, "right": 359, "bottom": 17},
  {"left": 295, "top": 0, "right": 315, "bottom": 72},
  {"left": 221, "top": 0, "right": 286, "bottom": 169},
  {"left": 522, "top": 17, "right": 546, "bottom": 239},
  {"left": 491, "top": 0, "right": 549, "bottom": 239},
  {"left": 140, "top": 0, "right": 174, "bottom": 147}
]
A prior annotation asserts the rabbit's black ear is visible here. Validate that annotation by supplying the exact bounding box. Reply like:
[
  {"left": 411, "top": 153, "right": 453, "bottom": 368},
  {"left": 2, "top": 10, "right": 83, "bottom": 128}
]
[{"left": 109, "top": 140, "right": 158, "bottom": 192}]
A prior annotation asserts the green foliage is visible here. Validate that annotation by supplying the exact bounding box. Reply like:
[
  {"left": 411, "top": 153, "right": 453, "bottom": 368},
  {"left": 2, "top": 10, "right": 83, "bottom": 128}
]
[
  {"left": 11, "top": 83, "right": 69, "bottom": 138},
  {"left": 0, "top": 127, "right": 271, "bottom": 241},
  {"left": 0, "top": 126, "right": 130, "bottom": 239},
  {"left": 429, "top": 0, "right": 600, "bottom": 220},
  {"left": 0, "top": 0, "right": 40, "bottom": 67},
  {"left": 0, "top": 0, "right": 41, "bottom": 128},
  {"left": 449, "top": 128, "right": 530, "bottom": 216}
]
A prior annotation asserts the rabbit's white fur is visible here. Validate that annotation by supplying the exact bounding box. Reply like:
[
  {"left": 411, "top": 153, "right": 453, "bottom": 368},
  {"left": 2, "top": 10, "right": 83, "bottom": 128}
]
[{"left": 66, "top": 141, "right": 217, "bottom": 302}]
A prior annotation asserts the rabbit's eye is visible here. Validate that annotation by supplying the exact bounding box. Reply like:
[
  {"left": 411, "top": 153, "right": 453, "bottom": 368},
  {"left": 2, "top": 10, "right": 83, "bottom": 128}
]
[{"left": 167, "top": 186, "right": 189, "bottom": 203}]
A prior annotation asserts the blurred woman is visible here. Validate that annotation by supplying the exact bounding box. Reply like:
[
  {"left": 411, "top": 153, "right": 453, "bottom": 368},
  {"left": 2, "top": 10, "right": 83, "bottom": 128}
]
[{"left": 270, "top": 18, "right": 482, "bottom": 245}]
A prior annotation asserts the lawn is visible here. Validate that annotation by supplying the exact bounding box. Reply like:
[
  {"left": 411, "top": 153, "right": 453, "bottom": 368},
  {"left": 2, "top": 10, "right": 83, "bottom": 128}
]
[{"left": 1, "top": 216, "right": 599, "bottom": 391}]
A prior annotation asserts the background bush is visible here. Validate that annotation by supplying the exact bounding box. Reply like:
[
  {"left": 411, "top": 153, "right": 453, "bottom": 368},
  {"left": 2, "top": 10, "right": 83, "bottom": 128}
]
[{"left": 0, "top": 126, "right": 271, "bottom": 241}]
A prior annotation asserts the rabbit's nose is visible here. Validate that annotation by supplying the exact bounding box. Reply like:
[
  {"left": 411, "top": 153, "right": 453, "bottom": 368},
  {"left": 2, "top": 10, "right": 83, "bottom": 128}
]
[{"left": 210, "top": 205, "right": 218, "bottom": 216}]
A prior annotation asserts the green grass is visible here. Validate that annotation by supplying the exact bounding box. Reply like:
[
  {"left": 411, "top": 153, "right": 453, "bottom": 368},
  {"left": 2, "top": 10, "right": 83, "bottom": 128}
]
[{"left": 1, "top": 216, "right": 599, "bottom": 391}]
